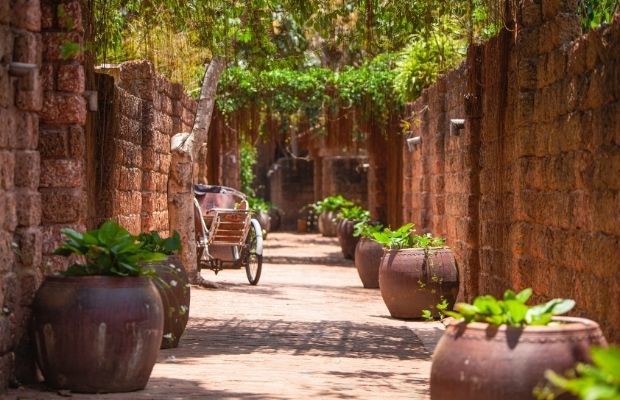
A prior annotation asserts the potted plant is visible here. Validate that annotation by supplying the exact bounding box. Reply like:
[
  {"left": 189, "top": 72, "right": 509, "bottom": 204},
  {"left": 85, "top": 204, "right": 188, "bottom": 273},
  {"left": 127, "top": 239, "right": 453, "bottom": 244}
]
[
  {"left": 311, "top": 195, "right": 354, "bottom": 237},
  {"left": 248, "top": 196, "right": 272, "bottom": 234},
  {"left": 32, "top": 221, "right": 165, "bottom": 393},
  {"left": 137, "top": 230, "right": 190, "bottom": 349},
  {"left": 536, "top": 346, "right": 620, "bottom": 399},
  {"left": 373, "top": 223, "right": 458, "bottom": 319},
  {"left": 431, "top": 288, "right": 607, "bottom": 400},
  {"left": 352, "top": 221, "right": 384, "bottom": 288},
  {"left": 336, "top": 206, "right": 370, "bottom": 260}
]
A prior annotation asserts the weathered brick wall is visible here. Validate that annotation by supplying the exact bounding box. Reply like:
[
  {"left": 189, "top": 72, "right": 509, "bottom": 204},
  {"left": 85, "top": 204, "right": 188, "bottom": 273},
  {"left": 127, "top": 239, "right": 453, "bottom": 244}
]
[
  {"left": 39, "top": 0, "right": 87, "bottom": 272},
  {"left": 96, "top": 61, "right": 197, "bottom": 235},
  {"left": 0, "top": 0, "right": 44, "bottom": 389},
  {"left": 402, "top": 6, "right": 620, "bottom": 341},
  {"left": 321, "top": 155, "right": 368, "bottom": 207}
]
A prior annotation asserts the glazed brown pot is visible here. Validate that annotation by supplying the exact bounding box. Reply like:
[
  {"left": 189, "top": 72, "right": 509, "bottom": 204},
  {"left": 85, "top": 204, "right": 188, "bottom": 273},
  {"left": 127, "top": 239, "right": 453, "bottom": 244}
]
[
  {"left": 354, "top": 238, "right": 383, "bottom": 288},
  {"left": 145, "top": 255, "right": 191, "bottom": 349},
  {"left": 268, "top": 208, "right": 281, "bottom": 231},
  {"left": 379, "top": 247, "right": 458, "bottom": 319},
  {"left": 336, "top": 219, "right": 359, "bottom": 260},
  {"left": 255, "top": 211, "right": 271, "bottom": 233},
  {"left": 431, "top": 316, "right": 607, "bottom": 400},
  {"left": 318, "top": 211, "right": 338, "bottom": 237},
  {"left": 32, "top": 276, "right": 163, "bottom": 393}
]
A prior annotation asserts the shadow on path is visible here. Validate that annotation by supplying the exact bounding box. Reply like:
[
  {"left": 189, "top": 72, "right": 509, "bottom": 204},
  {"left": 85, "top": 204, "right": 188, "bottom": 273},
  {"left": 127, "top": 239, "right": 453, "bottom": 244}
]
[{"left": 168, "top": 317, "right": 429, "bottom": 361}]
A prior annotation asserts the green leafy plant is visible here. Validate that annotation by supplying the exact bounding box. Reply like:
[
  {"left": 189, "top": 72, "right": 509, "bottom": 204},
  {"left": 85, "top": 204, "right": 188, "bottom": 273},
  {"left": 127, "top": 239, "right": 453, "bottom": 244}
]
[
  {"left": 337, "top": 206, "right": 370, "bottom": 222},
  {"left": 578, "top": 0, "right": 619, "bottom": 31},
  {"left": 248, "top": 196, "right": 271, "bottom": 213},
  {"left": 422, "top": 297, "right": 450, "bottom": 321},
  {"left": 444, "top": 288, "right": 576, "bottom": 327},
  {"left": 54, "top": 221, "right": 165, "bottom": 277},
  {"left": 353, "top": 221, "right": 384, "bottom": 239},
  {"left": 372, "top": 223, "right": 445, "bottom": 249},
  {"left": 536, "top": 346, "right": 620, "bottom": 400},
  {"left": 137, "top": 230, "right": 181, "bottom": 255},
  {"left": 240, "top": 140, "right": 258, "bottom": 197},
  {"left": 311, "top": 195, "right": 355, "bottom": 214}
]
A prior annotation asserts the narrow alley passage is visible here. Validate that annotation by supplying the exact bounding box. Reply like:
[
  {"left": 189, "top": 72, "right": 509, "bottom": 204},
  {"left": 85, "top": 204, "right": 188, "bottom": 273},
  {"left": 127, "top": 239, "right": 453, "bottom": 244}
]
[{"left": 10, "top": 233, "right": 444, "bottom": 399}]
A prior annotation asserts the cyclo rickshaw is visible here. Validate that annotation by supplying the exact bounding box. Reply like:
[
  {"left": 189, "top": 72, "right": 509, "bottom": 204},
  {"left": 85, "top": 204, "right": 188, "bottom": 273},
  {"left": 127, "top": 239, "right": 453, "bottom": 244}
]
[{"left": 193, "top": 184, "right": 263, "bottom": 285}]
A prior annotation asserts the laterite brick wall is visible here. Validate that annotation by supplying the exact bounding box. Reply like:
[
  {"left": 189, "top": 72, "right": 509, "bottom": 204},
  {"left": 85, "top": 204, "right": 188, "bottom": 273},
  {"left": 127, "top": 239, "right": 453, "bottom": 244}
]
[
  {"left": 402, "top": 4, "right": 620, "bottom": 341},
  {"left": 95, "top": 60, "right": 197, "bottom": 235}
]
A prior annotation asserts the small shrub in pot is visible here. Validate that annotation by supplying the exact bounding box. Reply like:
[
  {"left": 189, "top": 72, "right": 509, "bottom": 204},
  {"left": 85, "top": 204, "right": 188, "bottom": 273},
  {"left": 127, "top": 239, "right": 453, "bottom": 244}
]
[
  {"left": 352, "top": 221, "right": 384, "bottom": 288},
  {"left": 431, "top": 288, "right": 607, "bottom": 400},
  {"left": 311, "top": 195, "right": 354, "bottom": 237},
  {"left": 336, "top": 206, "right": 370, "bottom": 260},
  {"left": 373, "top": 223, "right": 458, "bottom": 319},
  {"left": 138, "top": 230, "right": 191, "bottom": 349},
  {"left": 32, "top": 221, "right": 165, "bottom": 393}
]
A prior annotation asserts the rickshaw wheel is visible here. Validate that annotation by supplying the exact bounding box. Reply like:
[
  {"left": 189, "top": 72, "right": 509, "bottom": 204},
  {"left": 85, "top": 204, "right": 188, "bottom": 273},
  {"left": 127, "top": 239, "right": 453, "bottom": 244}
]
[{"left": 244, "top": 222, "right": 262, "bottom": 285}]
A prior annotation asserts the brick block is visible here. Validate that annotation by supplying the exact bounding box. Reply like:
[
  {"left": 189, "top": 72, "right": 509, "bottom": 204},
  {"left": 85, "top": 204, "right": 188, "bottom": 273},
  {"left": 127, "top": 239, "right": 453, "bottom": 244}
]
[
  {"left": 57, "top": 64, "right": 85, "bottom": 93},
  {"left": 40, "top": 1, "right": 53, "bottom": 28},
  {"left": 67, "top": 125, "right": 84, "bottom": 158},
  {"left": 0, "top": 191, "right": 17, "bottom": 231},
  {"left": 42, "top": 31, "right": 83, "bottom": 62},
  {"left": 0, "top": 231, "right": 14, "bottom": 273},
  {"left": 118, "top": 167, "right": 141, "bottom": 191},
  {"left": 11, "top": 0, "right": 42, "bottom": 31},
  {"left": 57, "top": 0, "right": 83, "bottom": 32},
  {"left": 14, "top": 150, "right": 40, "bottom": 188},
  {"left": 40, "top": 159, "right": 83, "bottom": 188},
  {"left": 0, "top": 26, "right": 12, "bottom": 64},
  {"left": 40, "top": 63, "right": 54, "bottom": 91},
  {"left": 14, "top": 227, "right": 42, "bottom": 268},
  {"left": 567, "top": 37, "right": 587, "bottom": 77},
  {"left": 0, "top": 66, "right": 10, "bottom": 109},
  {"left": 16, "top": 77, "right": 43, "bottom": 112},
  {"left": 119, "top": 60, "right": 154, "bottom": 81},
  {"left": 15, "top": 188, "right": 41, "bottom": 227},
  {"left": 119, "top": 91, "right": 142, "bottom": 120},
  {"left": 41, "top": 92, "right": 86, "bottom": 124},
  {"left": 39, "top": 128, "right": 67, "bottom": 158},
  {"left": 13, "top": 31, "right": 41, "bottom": 64},
  {"left": 40, "top": 222, "right": 83, "bottom": 255},
  {"left": 40, "top": 188, "right": 84, "bottom": 223},
  {"left": 0, "top": 151, "right": 14, "bottom": 189},
  {"left": 117, "top": 114, "right": 141, "bottom": 144},
  {"left": 14, "top": 112, "right": 37, "bottom": 150}
]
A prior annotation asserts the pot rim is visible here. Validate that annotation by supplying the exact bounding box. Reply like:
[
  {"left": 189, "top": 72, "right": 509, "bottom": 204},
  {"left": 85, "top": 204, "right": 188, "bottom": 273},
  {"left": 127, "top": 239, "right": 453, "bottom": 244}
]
[
  {"left": 444, "top": 316, "right": 601, "bottom": 333},
  {"left": 42, "top": 275, "right": 155, "bottom": 286},
  {"left": 383, "top": 246, "right": 451, "bottom": 253}
]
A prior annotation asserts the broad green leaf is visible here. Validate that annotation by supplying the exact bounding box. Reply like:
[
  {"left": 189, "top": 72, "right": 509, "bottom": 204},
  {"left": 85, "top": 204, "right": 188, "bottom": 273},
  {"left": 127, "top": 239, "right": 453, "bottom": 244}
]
[
  {"left": 515, "top": 288, "right": 533, "bottom": 304},
  {"left": 591, "top": 347, "right": 620, "bottom": 380},
  {"left": 503, "top": 300, "right": 528, "bottom": 325},
  {"left": 548, "top": 299, "right": 575, "bottom": 316}
]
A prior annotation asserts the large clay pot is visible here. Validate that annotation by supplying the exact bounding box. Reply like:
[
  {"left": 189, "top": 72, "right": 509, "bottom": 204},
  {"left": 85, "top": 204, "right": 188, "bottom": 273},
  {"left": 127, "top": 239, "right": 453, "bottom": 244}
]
[
  {"left": 379, "top": 247, "right": 458, "bottom": 319},
  {"left": 268, "top": 208, "right": 281, "bottom": 231},
  {"left": 336, "top": 219, "right": 359, "bottom": 260},
  {"left": 32, "top": 276, "right": 163, "bottom": 393},
  {"left": 318, "top": 211, "right": 338, "bottom": 237},
  {"left": 354, "top": 238, "right": 383, "bottom": 288},
  {"left": 145, "top": 255, "right": 191, "bottom": 349},
  {"left": 255, "top": 211, "right": 271, "bottom": 233},
  {"left": 431, "top": 316, "right": 607, "bottom": 400}
]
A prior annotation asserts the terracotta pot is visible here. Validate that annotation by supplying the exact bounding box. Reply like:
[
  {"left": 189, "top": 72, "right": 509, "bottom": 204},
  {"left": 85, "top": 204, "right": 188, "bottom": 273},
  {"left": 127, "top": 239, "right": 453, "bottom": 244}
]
[
  {"left": 32, "top": 276, "right": 163, "bottom": 393},
  {"left": 297, "top": 218, "right": 308, "bottom": 233},
  {"left": 379, "top": 247, "right": 458, "bottom": 319},
  {"left": 268, "top": 208, "right": 281, "bottom": 231},
  {"left": 336, "top": 219, "right": 359, "bottom": 260},
  {"left": 431, "top": 316, "right": 607, "bottom": 400},
  {"left": 255, "top": 211, "right": 271, "bottom": 232},
  {"left": 354, "top": 238, "right": 383, "bottom": 288},
  {"left": 145, "top": 255, "right": 191, "bottom": 349},
  {"left": 318, "top": 211, "right": 338, "bottom": 237}
]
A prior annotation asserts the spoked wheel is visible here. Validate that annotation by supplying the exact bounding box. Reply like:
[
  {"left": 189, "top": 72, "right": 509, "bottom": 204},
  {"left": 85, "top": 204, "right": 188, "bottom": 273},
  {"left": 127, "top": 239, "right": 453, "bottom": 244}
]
[{"left": 243, "top": 220, "right": 263, "bottom": 285}]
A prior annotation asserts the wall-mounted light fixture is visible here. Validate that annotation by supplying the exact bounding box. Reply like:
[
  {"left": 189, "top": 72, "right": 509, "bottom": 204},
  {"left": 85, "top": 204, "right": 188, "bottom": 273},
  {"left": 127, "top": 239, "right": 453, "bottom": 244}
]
[
  {"left": 406, "top": 136, "right": 421, "bottom": 152},
  {"left": 9, "top": 62, "right": 37, "bottom": 90},
  {"left": 82, "top": 90, "right": 98, "bottom": 112},
  {"left": 450, "top": 119, "right": 465, "bottom": 136}
]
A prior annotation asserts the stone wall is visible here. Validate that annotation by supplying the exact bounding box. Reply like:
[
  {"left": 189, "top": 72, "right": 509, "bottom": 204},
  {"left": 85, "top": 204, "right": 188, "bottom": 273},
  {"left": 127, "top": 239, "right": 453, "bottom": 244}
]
[
  {"left": 0, "top": 0, "right": 90, "bottom": 389},
  {"left": 402, "top": 6, "right": 620, "bottom": 341},
  {"left": 95, "top": 61, "right": 197, "bottom": 235}
]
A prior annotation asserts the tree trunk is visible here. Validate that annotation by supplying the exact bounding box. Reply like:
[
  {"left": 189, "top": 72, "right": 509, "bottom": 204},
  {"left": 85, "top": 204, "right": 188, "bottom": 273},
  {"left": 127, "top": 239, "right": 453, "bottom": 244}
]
[{"left": 168, "top": 57, "right": 225, "bottom": 286}]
